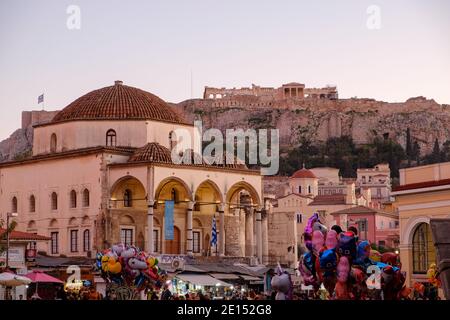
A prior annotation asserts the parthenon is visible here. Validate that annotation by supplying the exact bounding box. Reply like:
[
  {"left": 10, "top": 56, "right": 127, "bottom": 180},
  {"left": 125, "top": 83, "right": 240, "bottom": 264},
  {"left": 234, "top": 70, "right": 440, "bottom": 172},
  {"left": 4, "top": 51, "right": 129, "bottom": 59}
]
[{"left": 203, "top": 82, "right": 338, "bottom": 100}]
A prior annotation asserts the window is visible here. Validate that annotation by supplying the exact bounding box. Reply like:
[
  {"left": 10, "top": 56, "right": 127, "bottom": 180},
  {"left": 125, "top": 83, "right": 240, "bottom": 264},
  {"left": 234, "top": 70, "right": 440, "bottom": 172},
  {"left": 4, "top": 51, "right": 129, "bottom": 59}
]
[
  {"left": 106, "top": 129, "right": 117, "bottom": 147},
  {"left": 308, "top": 185, "right": 312, "bottom": 194},
  {"left": 51, "top": 232, "right": 59, "bottom": 254},
  {"left": 171, "top": 188, "right": 178, "bottom": 203},
  {"left": 380, "top": 220, "right": 384, "bottom": 229},
  {"left": 193, "top": 231, "right": 200, "bottom": 253},
  {"left": 70, "top": 230, "right": 78, "bottom": 252},
  {"left": 70, "top": 190, "right": 77, "bottom": 208},
  {"left": 50, "top": 133, "right": 57, "bottom": 152},
  {"left": 51, "top": 192, "right": 58, "bottom": 210},
  {"left": 121, "top": 228, "right": 134, "bottom": 246},
  {"left": 412, "top": 223, "right": 436, "bottom": 274},
  {"left": 12, "top": 196, "right": 18, "bottom": 213},
  {"left": 153, "top": 229, "right": 159, "bottom": 253},
  {"left": 298, "top": 186, "right": 302, "bottom": 194},
  {"left": 296, "top": 213, "right": 303, "bottom": 224},
  {"left": 377, "top": 188, "right": 382, "bottom": 197},
  {"left": 83, "top": 229, "right": 90, "bottom": 252},
  {"left": 82, "top": 189, "right": 90, "bottom": 207},
  {"left": 29, "top": 195, "right": 36, "bottom": 212},
  {"left": 124, "top": 189, "right": 132, "bottom": 207},
  {"left": 378, "top": 240, "right": 386, "bottom": 247}
]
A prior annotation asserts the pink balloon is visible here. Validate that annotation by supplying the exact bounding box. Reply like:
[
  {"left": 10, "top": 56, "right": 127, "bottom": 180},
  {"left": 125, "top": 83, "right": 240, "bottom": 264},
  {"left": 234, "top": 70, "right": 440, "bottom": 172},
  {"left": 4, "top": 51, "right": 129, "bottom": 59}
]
[
  {"left": 337, "top": 256, "right": 350, "bottom": 283},
  {"left": 312, "top": 230, "right": 325, "bottom": 254},
  {"left": 325, "top": 230, "right": 338, "bottom": 249}
]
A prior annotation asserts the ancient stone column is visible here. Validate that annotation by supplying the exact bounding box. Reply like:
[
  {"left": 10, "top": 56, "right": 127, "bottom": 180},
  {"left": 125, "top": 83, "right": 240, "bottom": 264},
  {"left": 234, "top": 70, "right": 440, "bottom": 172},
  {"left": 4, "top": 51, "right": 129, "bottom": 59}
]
[
  {"left": 245, "top": 207, "right": 255, "bottom": 257},
  {"left": 186, "top": 201, "right": 194, "bottom": 257},
  {"left": 256, "top": 207, "right": 263, "bottom": 263},
  {"left": 219, "top": 203, "right": 225, "bottom": 256},
  {"left": 238, "top": 208, "right": 246, "bottom": 256},
  {"left": 147, "top": 199, "right": 155, "bottom": 254},
  {"left": 262, "top": 210, "right": 269, "bottom": 264}
]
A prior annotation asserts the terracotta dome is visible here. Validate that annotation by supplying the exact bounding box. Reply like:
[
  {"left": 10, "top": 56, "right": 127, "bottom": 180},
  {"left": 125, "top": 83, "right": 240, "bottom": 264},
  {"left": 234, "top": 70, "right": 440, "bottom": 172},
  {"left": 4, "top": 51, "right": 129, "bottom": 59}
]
[
  {"left": 128, "top": 143, "right": 173, "bottom": 163},
  {"left": 290, "top": 168, "right": 317, "bottom": 179},
  {"left": 52, "top": 81, "right": 184, "bottom": 124}
]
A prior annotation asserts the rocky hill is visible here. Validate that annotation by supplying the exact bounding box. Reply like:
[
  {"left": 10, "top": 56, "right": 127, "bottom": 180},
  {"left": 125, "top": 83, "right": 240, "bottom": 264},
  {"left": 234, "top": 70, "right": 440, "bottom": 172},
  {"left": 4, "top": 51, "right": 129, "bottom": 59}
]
[
  {"left": 2, "top": 95, "right": 450, "bottom": 163},
  {"left": 174, "top": 96, "right": 450, "bottom": 155},
  {"left": 0, "top": 110, "right": 59, "bottom": 161}
]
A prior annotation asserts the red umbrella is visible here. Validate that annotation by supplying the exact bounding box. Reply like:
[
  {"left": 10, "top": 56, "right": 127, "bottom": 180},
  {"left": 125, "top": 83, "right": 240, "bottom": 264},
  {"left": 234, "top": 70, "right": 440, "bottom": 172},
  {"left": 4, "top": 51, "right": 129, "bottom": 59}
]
[
  {"left": 25, "top": 270, "right": 64, "bottom": 284},
  {"left": 24, "top": 270, "right": 64, "bottom": 299}
]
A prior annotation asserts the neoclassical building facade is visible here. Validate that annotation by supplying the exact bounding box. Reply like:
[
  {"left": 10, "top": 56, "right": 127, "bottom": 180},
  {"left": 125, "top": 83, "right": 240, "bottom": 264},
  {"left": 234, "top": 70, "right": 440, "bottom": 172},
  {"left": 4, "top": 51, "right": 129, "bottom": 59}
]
[
  {"left": 392, "top": 161, "right": 450, "bottom": 290},
  {"left": 0, "top": 81, "right": 266, "bottom": 262}
]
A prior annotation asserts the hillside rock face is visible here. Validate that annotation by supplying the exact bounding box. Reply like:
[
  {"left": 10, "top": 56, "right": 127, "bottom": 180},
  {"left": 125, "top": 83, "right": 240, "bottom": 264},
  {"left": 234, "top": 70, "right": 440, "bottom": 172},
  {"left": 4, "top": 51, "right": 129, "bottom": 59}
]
[
  {"left": 174, "top": 96, "right": 450, "bottom": 155},
  {"left": 0, "top": 110, "right": 58, "bottom": 161}
]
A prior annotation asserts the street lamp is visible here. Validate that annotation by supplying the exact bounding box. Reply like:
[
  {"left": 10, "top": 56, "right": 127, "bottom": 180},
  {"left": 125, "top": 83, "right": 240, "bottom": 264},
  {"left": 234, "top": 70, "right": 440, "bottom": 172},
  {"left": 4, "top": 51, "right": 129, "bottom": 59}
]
[{"left": 5, "top": 212, "right": 18, "bottom": 270}]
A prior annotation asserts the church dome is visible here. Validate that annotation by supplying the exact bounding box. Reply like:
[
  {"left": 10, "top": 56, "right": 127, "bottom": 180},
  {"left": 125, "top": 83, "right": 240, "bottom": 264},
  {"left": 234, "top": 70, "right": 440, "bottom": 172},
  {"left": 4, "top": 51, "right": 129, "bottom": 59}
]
[
  {"left": 290, "top": 168, "right": 317, "bottom": 179},
  {"left": 52, "top": 81, "right": 184, "bottom": 124}
]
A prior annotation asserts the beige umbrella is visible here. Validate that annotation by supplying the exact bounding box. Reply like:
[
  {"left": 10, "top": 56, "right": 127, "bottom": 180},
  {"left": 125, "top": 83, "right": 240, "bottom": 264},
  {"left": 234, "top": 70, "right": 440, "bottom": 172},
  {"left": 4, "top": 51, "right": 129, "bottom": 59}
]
[{"left": 0, "top": 272, "right": 32, "bottom": 286}]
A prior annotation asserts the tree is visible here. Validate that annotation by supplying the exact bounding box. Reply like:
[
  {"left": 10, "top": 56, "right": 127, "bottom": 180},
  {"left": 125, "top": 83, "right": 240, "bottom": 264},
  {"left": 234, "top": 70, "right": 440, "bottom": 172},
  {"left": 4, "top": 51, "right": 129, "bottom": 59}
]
[
  {"left": 0, "top": 218, "right": 17, "bottom": 262},
  {"left": 406, "top": 128, "right": 412, "bottom": 166},
  {"left": 412, "top": 141, "right": 421, "bottom": 165}
]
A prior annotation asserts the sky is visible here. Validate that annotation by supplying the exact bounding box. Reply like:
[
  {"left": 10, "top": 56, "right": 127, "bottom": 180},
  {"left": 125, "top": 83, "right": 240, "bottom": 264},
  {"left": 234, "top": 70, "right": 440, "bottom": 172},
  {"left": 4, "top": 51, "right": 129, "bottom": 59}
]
[{"left": 0, "top": 0, "right": 449, "bottom": 140}]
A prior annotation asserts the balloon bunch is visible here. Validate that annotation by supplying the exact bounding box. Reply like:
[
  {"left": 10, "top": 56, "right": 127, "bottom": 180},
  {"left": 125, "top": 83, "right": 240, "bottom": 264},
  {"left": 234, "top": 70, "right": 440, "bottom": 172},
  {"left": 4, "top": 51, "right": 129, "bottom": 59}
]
[
  {"left": 298, "top": 214, "right": 406, "bottom": 300},
  {"left": 270, "top": 264, "right": 294, "bottom": 300},
  {"left": 95, "top": 243, "right": 167, "bottom": 291}
]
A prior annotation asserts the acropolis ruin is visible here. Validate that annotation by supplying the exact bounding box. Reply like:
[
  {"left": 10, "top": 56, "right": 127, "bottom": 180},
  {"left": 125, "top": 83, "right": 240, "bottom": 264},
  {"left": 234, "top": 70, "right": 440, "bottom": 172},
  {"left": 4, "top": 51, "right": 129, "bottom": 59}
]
[{"left": 203, "top": 82, "right": 338, "bottom": 100}]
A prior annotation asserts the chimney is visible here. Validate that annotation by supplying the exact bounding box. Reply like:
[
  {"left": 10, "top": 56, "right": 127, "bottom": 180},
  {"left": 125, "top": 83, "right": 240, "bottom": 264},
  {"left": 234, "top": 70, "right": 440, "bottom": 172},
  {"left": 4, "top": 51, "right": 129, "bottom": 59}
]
[
  {"left": 114, "top": 80, "right": 123, "bottom": 86},
  {"left": 345, "top": 183, "right": 356, "bottom": 205}
]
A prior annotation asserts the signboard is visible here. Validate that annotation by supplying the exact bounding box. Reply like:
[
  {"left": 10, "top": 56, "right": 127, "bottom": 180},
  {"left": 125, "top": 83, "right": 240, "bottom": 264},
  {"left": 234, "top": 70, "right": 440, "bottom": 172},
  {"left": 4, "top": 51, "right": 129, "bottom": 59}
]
[
  {"left": 164, "top": 200, "right": 175, "bottom": 240},
  {"left": 26, "top": 249, "right": 37, "bottom": 261},
  {"left": 0, "top": 246, "right": 25, "bottom": 268}
]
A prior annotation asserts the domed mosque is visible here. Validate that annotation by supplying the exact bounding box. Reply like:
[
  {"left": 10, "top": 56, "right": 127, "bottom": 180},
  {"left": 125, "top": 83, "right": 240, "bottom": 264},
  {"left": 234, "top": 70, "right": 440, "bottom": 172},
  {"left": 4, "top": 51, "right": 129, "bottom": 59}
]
[{"left": 0, "top": 81, "right": 266, "bottom": 264}]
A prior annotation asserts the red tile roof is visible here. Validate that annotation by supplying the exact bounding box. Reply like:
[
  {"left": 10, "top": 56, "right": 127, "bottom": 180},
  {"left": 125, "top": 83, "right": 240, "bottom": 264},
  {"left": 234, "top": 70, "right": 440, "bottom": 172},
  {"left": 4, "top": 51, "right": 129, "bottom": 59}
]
[
  {"left": 0, "top": 229, "right": 50, "bottom": 241},
  {"left": 51, "top": 81, "right": 186, "bottom": 125},
  {"left": 309, "top": 194, "right": 346, "bottom": 205},
  {"left": 290, "top": 168, "right": 317, "bottom": 179},
  {"left": 392, "top": 178, "right": 450, "bottom": 192}
]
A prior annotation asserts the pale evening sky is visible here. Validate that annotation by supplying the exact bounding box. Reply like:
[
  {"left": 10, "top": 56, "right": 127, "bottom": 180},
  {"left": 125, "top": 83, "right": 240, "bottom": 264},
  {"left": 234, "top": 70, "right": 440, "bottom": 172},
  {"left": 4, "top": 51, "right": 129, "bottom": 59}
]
[{"left": 0, "top": 0, "right": 449, "bottom": 140}]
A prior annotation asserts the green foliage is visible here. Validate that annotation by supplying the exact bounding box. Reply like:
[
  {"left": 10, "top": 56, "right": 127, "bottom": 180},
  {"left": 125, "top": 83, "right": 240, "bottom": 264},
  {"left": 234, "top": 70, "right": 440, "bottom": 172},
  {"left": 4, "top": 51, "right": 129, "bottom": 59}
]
[
  {"left": 0, "top": 218, "right": 17, "bottom": 258},
  {"left": 278, "top": 135, "right": 406, "bottom": 178}
]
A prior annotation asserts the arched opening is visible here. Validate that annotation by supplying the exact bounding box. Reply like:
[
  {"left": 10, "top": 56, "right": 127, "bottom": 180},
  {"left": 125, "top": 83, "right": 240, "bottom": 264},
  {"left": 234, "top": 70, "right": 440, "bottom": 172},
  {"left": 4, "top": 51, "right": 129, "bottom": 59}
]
[
  {"left": 29, "top": 195, "right": 36, "bottom": 212},
  {"left": 70, "top": 190, "right": 77, "bottom": 208},
  {"left": 51, "top": 192, "right": 58, "bottom": 211},
  {"left": 50, "top": 133, "right": 57, "bottom": 152},
  {"left": 106, "top": 129, "right": 117, "bottom": 147},
  {"left": 110, "top": 176, "right": 146, "bottom": 210},
  {"left": 11, "top": 196, "right": 18, "bottom": 213},
  {"left": 194, "top": 180, "right": 223, "bottom": 214},
  {"left": 82, "top": 189, "right": 90, "bottom": 207},
  {"left": 412, "top": 223, "right": 436, "bottom": 274},
  {"left": 226, "top": 181, "right": 261, "bottom": 209}
]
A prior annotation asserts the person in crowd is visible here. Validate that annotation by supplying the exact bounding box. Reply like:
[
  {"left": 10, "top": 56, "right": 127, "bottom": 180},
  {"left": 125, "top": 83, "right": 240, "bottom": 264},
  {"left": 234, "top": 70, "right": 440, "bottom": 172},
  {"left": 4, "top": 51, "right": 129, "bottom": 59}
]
[
  {"left": 331, "top": 225, "right": 343, "bottom": 234},
  {"left": 160, "top": 283, "right": 172, "bottom": 300},
  {"left": 88, "top": 286, "right": 102, "bottom": 300}
]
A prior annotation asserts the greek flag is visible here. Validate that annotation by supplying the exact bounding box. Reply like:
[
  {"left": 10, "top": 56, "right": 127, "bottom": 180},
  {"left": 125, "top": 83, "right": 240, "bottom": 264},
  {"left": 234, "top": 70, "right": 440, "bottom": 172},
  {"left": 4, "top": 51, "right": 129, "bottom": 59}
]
[
  {"left": 211, "top": 216, "right": 217, "bottom": 246},
  {"left": 38, "top": 94, "right": 44, "bottom": 104}
]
